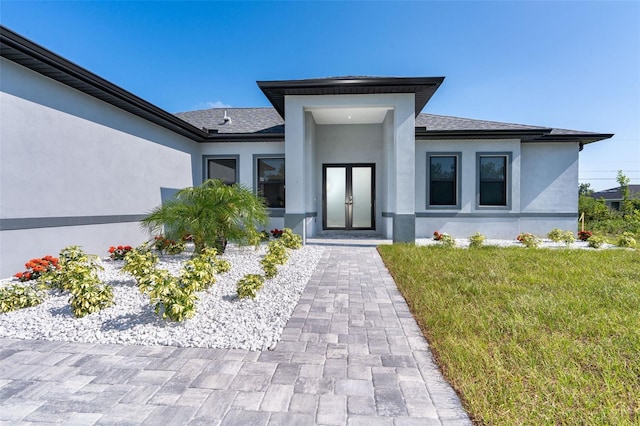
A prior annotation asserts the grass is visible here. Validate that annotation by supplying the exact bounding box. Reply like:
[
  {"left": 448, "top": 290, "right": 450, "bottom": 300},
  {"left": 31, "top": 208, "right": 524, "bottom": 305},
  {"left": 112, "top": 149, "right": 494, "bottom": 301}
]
[{"left": 378, "top": 245, "right": 640, "bottom": 425}]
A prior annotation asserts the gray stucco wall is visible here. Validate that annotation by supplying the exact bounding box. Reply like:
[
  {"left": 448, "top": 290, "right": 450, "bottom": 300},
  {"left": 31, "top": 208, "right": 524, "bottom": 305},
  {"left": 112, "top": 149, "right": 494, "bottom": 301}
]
[
  {"left": 414, "top": 138, "right": 578, "bottom": 239},
  {"left": 0, "top": 58, "right": 198, "bottom": 277}
]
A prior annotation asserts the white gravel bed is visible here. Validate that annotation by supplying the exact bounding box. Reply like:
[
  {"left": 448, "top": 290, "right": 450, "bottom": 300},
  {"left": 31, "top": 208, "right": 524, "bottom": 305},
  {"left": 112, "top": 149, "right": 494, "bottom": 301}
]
[
  {"left": 416, "top": 238, "right": 616, "bottom": 249},
  {"left": 0, "top": 244, "right": 323, "bottom": 350}
]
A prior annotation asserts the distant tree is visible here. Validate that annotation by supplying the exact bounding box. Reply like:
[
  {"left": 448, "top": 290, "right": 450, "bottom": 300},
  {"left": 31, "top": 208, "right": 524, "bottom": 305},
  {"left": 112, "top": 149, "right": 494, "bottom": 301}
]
[
  {"left": 579, "top": 194, "right": 612, "bottom": 222},
  {"left": 616, "top": 170, "right": 633, "bottom": 217},
  {"left": 579, "top": 183, "right": 593, "bottom": 197}
]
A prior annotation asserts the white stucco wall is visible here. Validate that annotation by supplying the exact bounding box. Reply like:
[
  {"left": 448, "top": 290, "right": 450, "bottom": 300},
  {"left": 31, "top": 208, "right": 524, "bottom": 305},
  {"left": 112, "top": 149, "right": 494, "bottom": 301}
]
[{"left": 0, "top": 58, "right": 198, "bottom": 277}]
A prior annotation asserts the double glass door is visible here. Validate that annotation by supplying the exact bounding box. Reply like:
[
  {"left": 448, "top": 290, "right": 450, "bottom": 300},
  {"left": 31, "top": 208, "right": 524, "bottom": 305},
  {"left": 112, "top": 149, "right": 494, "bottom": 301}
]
[{"left": 323, "top": 164, "right": 375, "bottom": 230}]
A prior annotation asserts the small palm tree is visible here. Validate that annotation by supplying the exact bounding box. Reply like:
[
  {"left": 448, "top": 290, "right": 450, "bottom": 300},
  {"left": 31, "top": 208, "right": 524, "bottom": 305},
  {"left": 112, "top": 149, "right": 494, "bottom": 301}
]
[{"left": 141, "top": 180, "right": 269, "bottom": 254}]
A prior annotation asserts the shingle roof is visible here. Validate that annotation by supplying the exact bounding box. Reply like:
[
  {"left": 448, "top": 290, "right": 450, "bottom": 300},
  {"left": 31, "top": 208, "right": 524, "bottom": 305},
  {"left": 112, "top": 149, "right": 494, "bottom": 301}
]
[
  {"left": 175, "top": 107, "right": 599, "bottom": 137},
  {"left": 591, "top": 185, "right": 640, "bottom": 200},
  {"left": 174, "top": 108, "right": 283, "bottom": 134},
  {"left": 415, "top": 113, "right": 546, "bottom": 131}
]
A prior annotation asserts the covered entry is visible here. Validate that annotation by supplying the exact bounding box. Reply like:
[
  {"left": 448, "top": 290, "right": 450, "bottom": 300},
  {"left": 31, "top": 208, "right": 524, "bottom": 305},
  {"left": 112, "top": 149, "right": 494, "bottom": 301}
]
[
  {"left": 257, "top": 76, "right": 445, "bottom": 242},
  {"left": 323, "top": 164, "right": 375, "bottom": 230}
]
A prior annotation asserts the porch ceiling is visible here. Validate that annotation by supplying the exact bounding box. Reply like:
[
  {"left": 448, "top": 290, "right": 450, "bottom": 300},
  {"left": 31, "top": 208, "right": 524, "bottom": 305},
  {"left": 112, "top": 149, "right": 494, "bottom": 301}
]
[{"left": 307, "top": 106, "right": 392, "bottom": 125}]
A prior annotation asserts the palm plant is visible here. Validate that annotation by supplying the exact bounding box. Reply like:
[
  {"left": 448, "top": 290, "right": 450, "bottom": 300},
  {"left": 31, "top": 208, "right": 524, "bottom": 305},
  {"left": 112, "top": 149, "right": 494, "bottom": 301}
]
[{"left": 141, "top": 179, "right": 269, "bottom": 254}]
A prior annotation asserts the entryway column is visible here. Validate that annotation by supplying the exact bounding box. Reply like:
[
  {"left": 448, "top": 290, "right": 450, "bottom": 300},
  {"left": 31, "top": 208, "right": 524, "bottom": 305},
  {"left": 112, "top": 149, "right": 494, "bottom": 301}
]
[
  {"left": 284, "top": 97, "right": 307, "bottom": 241},
  {"left": 392, "top": 96, "right": 416, "bottom": 243}
]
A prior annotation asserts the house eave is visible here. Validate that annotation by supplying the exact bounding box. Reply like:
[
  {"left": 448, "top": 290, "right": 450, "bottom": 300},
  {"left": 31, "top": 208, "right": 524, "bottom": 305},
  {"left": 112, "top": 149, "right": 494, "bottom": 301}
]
[
  {"left": 0, "top": 25, "right": 207, "bottom": 142},
  {"left": 200, "top": 133, "right": 285, "bottom": 143},
  {"left": 258, "top": 76, "right": 445, "bottom": 119},
  {"left": 415, "top": 129, "right": 553, "bottom": 140},
  {"left": 528, "top": 133, "right": 614, "bottom": 145},
  {"left": 415, "top": 129, "right": 614, "bottom": 144}
]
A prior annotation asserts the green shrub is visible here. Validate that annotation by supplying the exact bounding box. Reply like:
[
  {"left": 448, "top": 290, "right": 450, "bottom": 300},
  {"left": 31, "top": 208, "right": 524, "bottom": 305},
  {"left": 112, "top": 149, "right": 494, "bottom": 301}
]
[
  {"left": 214, "top": 258, "right": 231, "bottom": 274},
  {"left": 440, "top": 233, "right": 456, "bottom": 247},
  {"left": 123, "top": 245, "right": 227, "bottom": 321},
  {"left": 281, "top": 228, "right": 302, "bottom": 249},
  {"left": 517, "top": 233, "right": 541, "bottom": 248},
  {"left": 433, "top": 231, "right": 456, "bottom": 247},
  {"left": 261, "top": 259, "right": 278, "bottom": 278},
  {"left": 180, "top": 247, "right": 220, "bottom": 293},
  {"left": 148, "top": 269, "right": 197, "bottom": 321},
  {"left": 469, "top": 233, "right": 486, "bottom": 248},
  {"left": 237, "top": 274, "right": 264, "bottom": 299},
  {"left": 616, "top": 232, "right": 637, "bottom": 248},
  {"left": 69, "top": 281, "right": 114, "bottom": 318},
  {"left": 547, "top": 229, "right": 575, "bottom": 246},
  {"left": 122, "top": 248, "right": 159, "bottom": 293},
  {"left": 266, "top": 240, "right": 288, "bottom": 265},
  {"left": 547, "top": 228, "right": 564, "bottom": 242},
  {"left": 587, "top": 235, "right": 606, "bottom": 249},
  {"left": 39, "top": 246, "right": 113, "bottom": 318},
  {"left": 561, "top": 231, "right": 575, "bottom": 246},
  {"left": 0, "top": 283, "right": 44, "bottom": 313}
]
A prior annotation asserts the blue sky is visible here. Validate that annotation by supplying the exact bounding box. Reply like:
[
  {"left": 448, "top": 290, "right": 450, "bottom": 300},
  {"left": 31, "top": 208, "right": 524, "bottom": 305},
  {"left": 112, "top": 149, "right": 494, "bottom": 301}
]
[{"left": 2, "top": 1, "right": 638, "bottom": 190}]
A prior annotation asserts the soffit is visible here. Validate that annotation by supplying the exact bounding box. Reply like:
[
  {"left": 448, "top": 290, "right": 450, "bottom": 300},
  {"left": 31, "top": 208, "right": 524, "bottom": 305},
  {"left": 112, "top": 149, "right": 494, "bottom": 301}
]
[
  {"left": 257, "top": 76, "right": 445, "bottom": 119},
  {"left": 307, "top": 106, "right": 392, "bottom": 125}
]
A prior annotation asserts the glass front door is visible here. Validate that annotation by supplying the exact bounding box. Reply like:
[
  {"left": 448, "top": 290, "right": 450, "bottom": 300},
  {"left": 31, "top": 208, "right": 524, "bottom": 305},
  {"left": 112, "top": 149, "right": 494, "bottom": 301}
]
[{"left": 323, "top": 164, "right": 375, "bottom": 230}]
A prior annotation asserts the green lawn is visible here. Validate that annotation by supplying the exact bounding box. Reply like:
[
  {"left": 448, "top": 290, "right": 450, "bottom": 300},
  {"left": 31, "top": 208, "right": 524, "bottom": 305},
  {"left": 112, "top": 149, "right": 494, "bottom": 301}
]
[{"left": 378, "top": 245, "right": 640, "bottom": 425}]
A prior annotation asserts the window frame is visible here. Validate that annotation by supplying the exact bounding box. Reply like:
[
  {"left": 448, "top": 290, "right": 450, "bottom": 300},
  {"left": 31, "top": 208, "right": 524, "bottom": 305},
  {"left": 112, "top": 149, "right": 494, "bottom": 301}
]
[
  {"left": 476, "top": 152, "right": 512, "bottom": 210},
  {"left": 202, "top": 155, "right": 239, "bottom": 185},
  {"left": 254, "top": 154, "right": 285, "bottom": 213},
  {"left": 426, "top": 152, "right": 462, "bottom": 209}
]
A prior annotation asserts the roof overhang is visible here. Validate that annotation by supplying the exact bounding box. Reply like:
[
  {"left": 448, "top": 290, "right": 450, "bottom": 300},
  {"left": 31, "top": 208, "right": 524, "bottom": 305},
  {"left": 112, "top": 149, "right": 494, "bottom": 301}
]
[
  {"left": 1, "top": 25, "right": 207, "bottom": 141},
  {"left": 257, "top": 76, "right": 445, "bottom": 119},
  {"left": 415, "top": 128, "right": 614, "bottom": 145}
]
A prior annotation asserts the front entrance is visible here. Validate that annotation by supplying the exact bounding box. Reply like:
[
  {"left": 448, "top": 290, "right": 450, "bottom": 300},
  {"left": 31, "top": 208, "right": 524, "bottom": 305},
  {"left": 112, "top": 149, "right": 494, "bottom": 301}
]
[{"left": 323, "top": 164, "right": 375, "bottom": 230}]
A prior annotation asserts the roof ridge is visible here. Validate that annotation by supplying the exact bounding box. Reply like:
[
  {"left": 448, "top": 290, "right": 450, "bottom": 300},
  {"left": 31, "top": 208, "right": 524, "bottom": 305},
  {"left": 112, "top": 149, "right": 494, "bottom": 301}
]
[{"left": 175, "top": 106, "right": 275, "bottom": 115}]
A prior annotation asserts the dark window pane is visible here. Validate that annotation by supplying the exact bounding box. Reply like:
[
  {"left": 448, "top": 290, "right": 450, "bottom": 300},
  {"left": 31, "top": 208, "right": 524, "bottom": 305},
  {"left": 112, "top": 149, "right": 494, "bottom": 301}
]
[
  {"left": 429, "top": 156, "right": 456, "bottom": 206},
  {"left": 208, "top": 158, "right": 236, "bottom": 185},
  {"left": 479, "top": 156, "right": 507, "bottom": 206},
  {"left": 258, "top": 158, "right": 285, "bottom": 208}
]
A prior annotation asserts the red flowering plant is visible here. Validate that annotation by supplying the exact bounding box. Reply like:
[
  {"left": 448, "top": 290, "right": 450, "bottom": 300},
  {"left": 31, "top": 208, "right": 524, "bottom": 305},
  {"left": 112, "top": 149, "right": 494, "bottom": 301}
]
[
  {"left": 433, "top": 231, "right": 455, "bottom": 247},
  {"left": 108, "top": 245, "right": 133, "bottom": 260},
  {"left": 153, "top": 236, "right": 185, "bottom": 255},
  {"left": 14, "top": 256, "right": 60, "bottom": 282},
  {"left": 271, "top": 229, "right": 284, "bottom": 239},
  {"left": 578, "top": 230, "right": 593, "bottom": 241}
]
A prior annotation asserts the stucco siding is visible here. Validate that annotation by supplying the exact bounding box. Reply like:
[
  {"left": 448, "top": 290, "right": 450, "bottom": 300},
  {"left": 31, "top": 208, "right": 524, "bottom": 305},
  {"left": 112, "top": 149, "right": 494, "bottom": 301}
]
[
  {"left": 0, "top": 58, "right": 197, "bottom": 276},
  {"left": 520, "top": 142, "right": 579, "bottom": 213},
  {"left": 415, "top": 138, "right": 521, "bottom": 214}
]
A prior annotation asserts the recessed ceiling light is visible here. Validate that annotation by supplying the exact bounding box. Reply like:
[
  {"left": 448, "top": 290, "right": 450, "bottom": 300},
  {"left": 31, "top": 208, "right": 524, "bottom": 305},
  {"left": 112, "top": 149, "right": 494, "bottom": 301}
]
[{"left": 347, "top": 115, "right": 352, "bottom": 119}]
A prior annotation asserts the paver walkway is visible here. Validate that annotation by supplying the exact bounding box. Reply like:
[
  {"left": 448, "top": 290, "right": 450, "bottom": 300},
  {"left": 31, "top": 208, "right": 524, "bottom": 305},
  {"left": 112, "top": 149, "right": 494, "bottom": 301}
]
[{"left": 0, "top": 244, "right": 471, "bottom": 425}]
